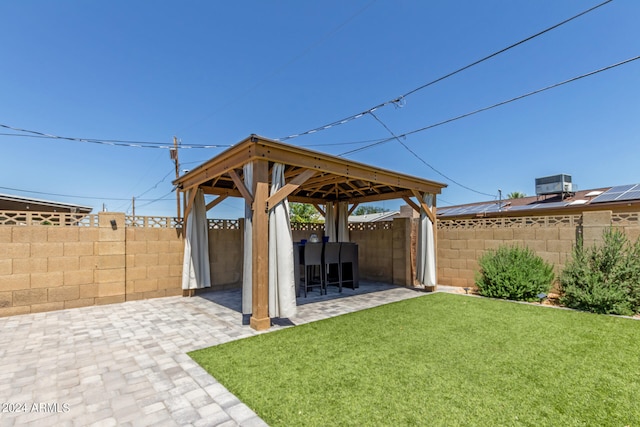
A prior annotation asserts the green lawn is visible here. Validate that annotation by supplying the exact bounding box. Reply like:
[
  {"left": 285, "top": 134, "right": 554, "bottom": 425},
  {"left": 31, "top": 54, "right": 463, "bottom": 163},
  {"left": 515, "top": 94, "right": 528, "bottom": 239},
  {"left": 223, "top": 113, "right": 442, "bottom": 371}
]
[{"left": 189, "top": 293, "right": 640, "bottom": 426}]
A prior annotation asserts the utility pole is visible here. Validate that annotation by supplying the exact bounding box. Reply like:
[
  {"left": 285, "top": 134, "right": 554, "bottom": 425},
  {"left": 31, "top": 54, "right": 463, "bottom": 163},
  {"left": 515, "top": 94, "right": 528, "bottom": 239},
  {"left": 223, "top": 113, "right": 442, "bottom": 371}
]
[
  {"left": 132, "top": 197, "right": 135, "bottom": 220},
  {"left": 170, "top": 136, "right": 181, "bottom": 218}
]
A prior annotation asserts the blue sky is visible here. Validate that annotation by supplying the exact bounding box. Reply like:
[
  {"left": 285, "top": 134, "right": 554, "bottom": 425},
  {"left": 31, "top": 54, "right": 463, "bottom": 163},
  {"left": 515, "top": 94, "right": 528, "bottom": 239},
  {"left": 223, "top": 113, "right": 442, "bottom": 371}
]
[{"left": 2, "top": 0, "right": 638, "bottom": 218}]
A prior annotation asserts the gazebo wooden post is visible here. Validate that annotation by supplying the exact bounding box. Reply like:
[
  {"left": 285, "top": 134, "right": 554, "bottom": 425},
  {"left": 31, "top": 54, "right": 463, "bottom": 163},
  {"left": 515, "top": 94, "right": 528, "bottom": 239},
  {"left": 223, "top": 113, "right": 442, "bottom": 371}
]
[
  {"left": 250, "top": 159, "right": 271, "bottom": 330},
  {"left": 432, "top": 195, "right": 438, "bottom": 285},
  {"left": 408, "top": 191, "right": 440, "bottom": 288}
]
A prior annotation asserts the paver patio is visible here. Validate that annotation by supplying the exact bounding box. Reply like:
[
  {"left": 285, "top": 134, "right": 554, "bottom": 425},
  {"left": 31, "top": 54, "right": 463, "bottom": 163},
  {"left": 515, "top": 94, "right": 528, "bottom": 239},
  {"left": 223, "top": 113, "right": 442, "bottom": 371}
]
[{"left": 0, "top": 282, "right": 456, "bottom": 426}]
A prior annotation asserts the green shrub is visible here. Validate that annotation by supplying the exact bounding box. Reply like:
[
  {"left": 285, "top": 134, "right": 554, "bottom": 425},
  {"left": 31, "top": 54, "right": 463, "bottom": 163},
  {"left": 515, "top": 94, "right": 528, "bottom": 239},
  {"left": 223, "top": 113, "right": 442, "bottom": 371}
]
[
  {"left": 475, "top": 245, "right": 554, "bottom": 301},
  {"left": 560, "top": 228, "right": 640, "bottom": 315}
]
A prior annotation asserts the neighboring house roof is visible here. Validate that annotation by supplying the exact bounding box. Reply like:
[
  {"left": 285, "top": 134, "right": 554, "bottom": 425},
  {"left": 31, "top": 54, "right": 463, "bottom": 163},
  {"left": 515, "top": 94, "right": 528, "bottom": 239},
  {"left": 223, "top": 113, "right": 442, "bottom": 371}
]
[
  {"left": 348, "top": 205, "right": 420, "bottom": 222},
  {"left": 0, "top": 193, "right": 93, "bottom": 214},
  {"left": 348, "top": 211, "right": 399, "bottom": 223},
  {"left": 438, "top": 183, "right": 640, "bottom": 219}
]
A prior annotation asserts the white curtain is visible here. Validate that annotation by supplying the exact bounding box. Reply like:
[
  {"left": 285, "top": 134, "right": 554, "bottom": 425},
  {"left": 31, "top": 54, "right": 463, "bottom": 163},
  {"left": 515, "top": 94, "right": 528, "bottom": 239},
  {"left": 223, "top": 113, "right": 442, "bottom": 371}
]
[
  {"left": 324, "top": 201, "right": 337, "bottom": 242},
  {"left": 337, "top": 201, "right": 350, "bottom": 242},
  {"left": 242, "top": 163, "right": 253, "bottom": 315},
  {"left": 181, "top": 188, "right": 211, "bottom": 290},
  {"left": 268, "top": 163, "right": 297, "bottom": 318},
  {"left": 416, "top": 193, "right": 436, "bottom": 287}
]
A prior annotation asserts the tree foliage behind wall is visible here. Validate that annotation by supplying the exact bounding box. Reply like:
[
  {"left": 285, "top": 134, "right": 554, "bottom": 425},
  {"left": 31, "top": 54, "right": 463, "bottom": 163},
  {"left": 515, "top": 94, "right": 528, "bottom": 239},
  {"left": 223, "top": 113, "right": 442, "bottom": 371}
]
[
  {"left": 353, "top": 205, "right": 389, "bottom": 216},
  {"left": 289, "top": 203, "right": 322, "bottom": 223}
]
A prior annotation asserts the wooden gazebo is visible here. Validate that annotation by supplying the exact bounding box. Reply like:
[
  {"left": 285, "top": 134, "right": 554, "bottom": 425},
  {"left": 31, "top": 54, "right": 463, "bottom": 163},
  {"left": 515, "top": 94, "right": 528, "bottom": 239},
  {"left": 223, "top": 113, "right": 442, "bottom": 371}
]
[{"left": 173, "top": 135, "right": 447, "bottom": 330}]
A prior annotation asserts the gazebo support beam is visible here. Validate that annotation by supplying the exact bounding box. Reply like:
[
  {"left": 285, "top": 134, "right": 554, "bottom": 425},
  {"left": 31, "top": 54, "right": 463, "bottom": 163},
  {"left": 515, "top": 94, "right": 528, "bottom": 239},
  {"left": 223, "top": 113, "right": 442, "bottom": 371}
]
[
  {"left": 265, "top": 168, "right": 316, "bottom": 210},
  {"left": 411, "top": 190, "right": 436, "bottom": 224},
  {"left": 205, "top": 195, "right": 227, "bottom": 212},
  {"left": 402, "top": 196, "right": 421, "bottom": 214},
  {"left": 250, "top": 159, "right": 271, "bottom": 331},
  {"left": 228, "top": 169, "right": 254, "bottom": 206},
  {"left": 182, "top": 188, "right": 198, "bottom": 231}
]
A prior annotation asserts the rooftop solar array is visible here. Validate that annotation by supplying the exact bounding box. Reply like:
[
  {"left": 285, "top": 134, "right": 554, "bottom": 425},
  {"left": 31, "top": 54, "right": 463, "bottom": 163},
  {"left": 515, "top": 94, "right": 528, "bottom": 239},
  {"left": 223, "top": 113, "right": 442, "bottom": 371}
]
[
  {"left": 438, "top": 183, "right": 640, "bottom": 217},
  {"left": 438, "top": 200, "right": 574, "bottom": 217},
  {"left": 591, "top": 184, "right": 640, "bottom": 204},
  {"left": 438, "top": 202, "right": 507, "bottom": 217}
]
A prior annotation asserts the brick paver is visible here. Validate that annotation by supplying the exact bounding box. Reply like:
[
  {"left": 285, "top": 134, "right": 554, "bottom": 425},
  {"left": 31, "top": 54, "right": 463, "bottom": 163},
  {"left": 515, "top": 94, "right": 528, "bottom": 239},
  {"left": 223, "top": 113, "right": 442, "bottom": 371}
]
[{"left": 0, "top": 282, "right": 447, "bottom": 426}]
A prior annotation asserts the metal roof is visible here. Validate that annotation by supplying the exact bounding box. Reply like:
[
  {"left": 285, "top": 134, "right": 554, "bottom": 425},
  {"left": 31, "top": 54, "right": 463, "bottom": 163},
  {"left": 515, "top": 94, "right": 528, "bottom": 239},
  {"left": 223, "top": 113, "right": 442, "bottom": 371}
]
[
  {"left": 0, "top": 193, "right": 93, "bottom": 213},
  {"left": 173, "top": 135, "right": 447, "bottom": 205}
]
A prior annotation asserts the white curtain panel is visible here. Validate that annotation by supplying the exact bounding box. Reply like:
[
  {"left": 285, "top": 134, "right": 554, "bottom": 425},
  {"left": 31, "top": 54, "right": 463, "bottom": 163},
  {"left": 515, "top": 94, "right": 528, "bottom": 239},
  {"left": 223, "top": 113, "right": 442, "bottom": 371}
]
[
  {"left": 181, "top": 188, "right": 212, "bottom": 290},
  {"left": 324, "top": 201, "right": 337, "bottom": 242},
  {"left": 268, "top": 163, "right": 297, "bottom": 318},
  {"left": 416, "top": 193, "right": 436, "bottom": 287},
  {"left": 337, "top": 201, "right": 350, "bottom": 242},
  {"left": 242, "top": 162, "right": 253, "bottom": 315}
]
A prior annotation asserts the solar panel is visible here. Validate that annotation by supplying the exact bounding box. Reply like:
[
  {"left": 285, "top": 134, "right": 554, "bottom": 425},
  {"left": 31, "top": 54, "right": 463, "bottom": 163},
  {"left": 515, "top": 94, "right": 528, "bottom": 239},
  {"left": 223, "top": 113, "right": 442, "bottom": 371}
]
[
  {"left": 591, "top": 183, "right": 640, "bottom": 204},
  {"left": 591, "top": 193, "right": 623, "bottom": 203},
  {"left": 508, "top": 205, "right": 538, "bottom": 211},
  {"left": 468, "top": 205, "right": 493, "bottom": 214},
  {"left": 438, "top": 203, "right": 504, "bottom": 216},
  {"left": 438, "top": 207, "right": 464, "bottom": 216},
  {"left": 482, "top": 204, "right": 503, "bottom": 213},
  {"left": 607, "top": 184, "right": 638, "bottom": 193},
  {"left": 618, "top": 190, "right": 640, "bottom": 201}
]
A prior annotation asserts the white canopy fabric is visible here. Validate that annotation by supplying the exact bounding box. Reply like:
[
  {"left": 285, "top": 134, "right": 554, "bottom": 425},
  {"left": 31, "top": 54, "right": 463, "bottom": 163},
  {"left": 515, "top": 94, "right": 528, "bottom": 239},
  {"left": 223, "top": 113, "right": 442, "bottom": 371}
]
[
  {"left": 337, "top": 201, "right": 350, "bottom": 242},
  {"left": 181, "top": 188, "right": 211, "bottom": 290},
  {"left": 416, "top": 193, "right": 436, "bottom": 287},
  {"left": 242, "top": 163, "right": 253, "bottom": 315},
  {"left": 324, "top": 201, "right": 337, "bottom": 242},
  {"left": 268, "top": 163, "right": 297, "bottom": 318}
]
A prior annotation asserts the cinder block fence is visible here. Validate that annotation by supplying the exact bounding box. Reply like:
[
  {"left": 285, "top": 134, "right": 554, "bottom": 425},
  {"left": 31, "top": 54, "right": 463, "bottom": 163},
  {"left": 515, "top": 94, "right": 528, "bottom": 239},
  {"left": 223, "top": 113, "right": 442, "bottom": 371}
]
[
  {"left": 436, "top": 210, "right": 640, "bottom": 287},
  {"left": 1, "top": 209, "right": 638, "bottom": 317}
]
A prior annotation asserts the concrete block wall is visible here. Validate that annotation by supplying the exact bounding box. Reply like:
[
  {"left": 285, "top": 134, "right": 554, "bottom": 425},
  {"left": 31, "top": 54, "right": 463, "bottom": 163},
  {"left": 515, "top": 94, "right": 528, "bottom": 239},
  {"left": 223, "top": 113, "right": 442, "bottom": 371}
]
[
  {"left": 125, "top": 225, "right": 184, "bottom": 301},
  {"left": 0, "top": 212, "right": 248, "bottom": 317},
  {"left": 350, "top": 223, "right": 394, "bottom": 283},
  {"left": 0, "top": 213, "right": 129, "bottom": 317},
  {"left": 392, "top": 218, "right": 413, "bottom": 286},
  {"left": 6, "top": 207, "right": 636, "bottom": 318},
  {"left": 209, "top": 227, "right": 243, "bottom": 290},
  {"left": 436, "top": 210, "right": 640, "bottom": 289},
  {"left": 290, "top": 219, "right": 413, "bottom": 285}
]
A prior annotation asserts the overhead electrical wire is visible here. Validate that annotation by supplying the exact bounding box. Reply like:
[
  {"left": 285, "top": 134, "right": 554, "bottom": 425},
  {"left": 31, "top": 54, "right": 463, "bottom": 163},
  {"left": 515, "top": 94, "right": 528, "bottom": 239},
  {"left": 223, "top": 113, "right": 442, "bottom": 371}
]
[
  {"left": 0, "top": 185, "right": 173, "bottom": 202},
  {"left": 339, "top": 55, "right": 640, "bottom": 156},
  {"left": 0, "top": 125, "right": 231, "bottom": 149},
  {"left": 278, "top": 0, "right": 614, "bottom": 142},
  {"left": 368, "top": 111, "right": 496, "bottom": 198},
  {"left": 133, "top": 190, "right": 176, "bottom": 209},
  {"left": 7, "top": 53, "right": 633, "bottom": 208}
]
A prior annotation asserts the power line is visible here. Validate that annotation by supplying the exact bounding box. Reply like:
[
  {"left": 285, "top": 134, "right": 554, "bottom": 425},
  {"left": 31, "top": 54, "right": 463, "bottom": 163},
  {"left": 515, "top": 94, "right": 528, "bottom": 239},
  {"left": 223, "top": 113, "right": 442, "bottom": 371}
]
[
  {"left": 368, "top": 111, "right": 496, "bottom": 198},
  {"left": 299, "top": 137, "right": 389, "bottom": 148},
  {"left": 340, "top": 55, "right": 640, "bottom": 156},
  {"left": 114, "top": 167, "right": 176, "bottom": 213},
  {"left": 0, "top": 185, "right": 174, "bottom": 202},
  {"left": 0, "top": 125, "right": 231, "bottom": 149},
  {"left": 133, "top": 190, "right": 176, "bottom": 209},
  {"left": 278, "top": 0, "right": 614, "bottom": 141}
]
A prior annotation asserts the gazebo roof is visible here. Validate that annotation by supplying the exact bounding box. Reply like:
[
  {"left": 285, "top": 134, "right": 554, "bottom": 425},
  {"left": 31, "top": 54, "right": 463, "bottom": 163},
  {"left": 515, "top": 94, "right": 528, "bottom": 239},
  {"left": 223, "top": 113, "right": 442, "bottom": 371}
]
[
  {"left": 173, "top": 135, "right": 447, "bottom": 205},
  {"left": 174, "top": 135, "right": 445, "bottom": 331}
]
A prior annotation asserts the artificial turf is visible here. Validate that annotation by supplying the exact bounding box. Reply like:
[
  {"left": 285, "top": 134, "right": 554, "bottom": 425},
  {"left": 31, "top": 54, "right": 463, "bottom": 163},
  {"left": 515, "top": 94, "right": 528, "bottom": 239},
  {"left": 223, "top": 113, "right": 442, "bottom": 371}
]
[{"left": 189, "top": 293, "right": 640, "bottom": 426}]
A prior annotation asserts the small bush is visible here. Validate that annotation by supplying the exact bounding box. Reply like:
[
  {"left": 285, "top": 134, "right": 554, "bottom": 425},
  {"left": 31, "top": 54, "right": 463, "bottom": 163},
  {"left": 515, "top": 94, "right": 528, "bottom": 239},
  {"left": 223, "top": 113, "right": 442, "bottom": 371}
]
[
  {"left": 475, "top": 245, "right": 554, "bottom": 301},
  {"left": 560, "top": 228, "right": 640, "bottom": 315}
]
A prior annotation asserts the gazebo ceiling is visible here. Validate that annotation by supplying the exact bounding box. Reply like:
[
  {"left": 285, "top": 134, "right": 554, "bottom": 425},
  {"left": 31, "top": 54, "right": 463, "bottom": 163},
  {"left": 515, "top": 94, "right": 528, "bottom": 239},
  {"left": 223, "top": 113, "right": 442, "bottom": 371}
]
[{"left": 173, "top": 135, "right": 447, "bottom": 205}]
